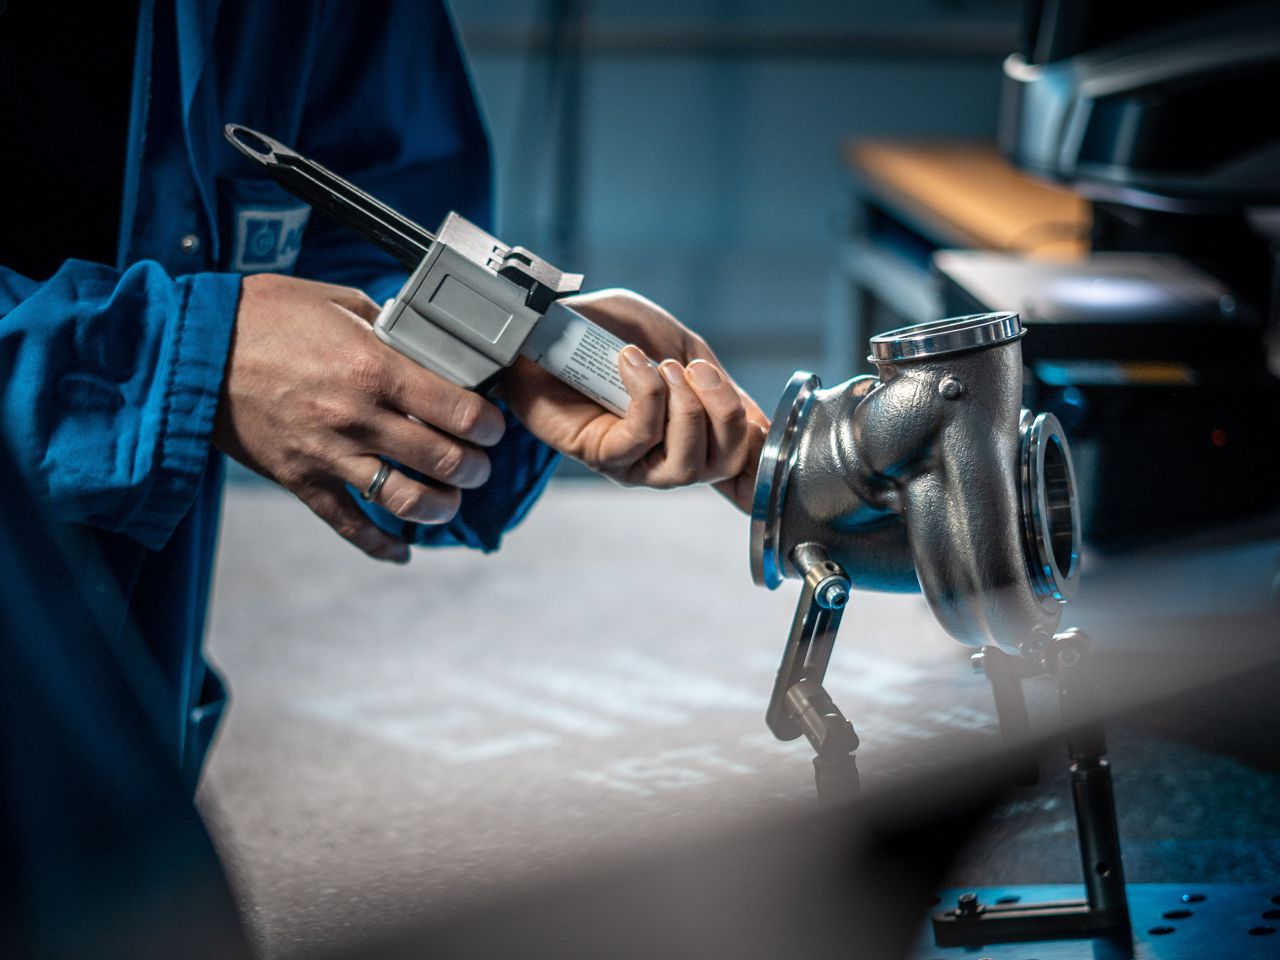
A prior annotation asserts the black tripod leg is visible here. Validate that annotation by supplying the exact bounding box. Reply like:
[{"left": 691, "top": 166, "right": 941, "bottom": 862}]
[
  {"left": 1053, "top": 630, "right": 1129, "bottom": 928},
  {"left": 975, "top": 646, "right": 1040, "bottom": 786},
  {"left": 933, "top": 630, "right": 1131, "bottom": 949}
]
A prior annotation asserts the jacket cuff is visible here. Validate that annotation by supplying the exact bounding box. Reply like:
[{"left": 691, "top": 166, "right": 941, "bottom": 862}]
[{"left": 129, "top": 272, "right": 241, "bottom": 549}]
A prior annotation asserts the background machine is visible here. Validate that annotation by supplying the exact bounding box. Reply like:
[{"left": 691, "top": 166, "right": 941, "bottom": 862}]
[
  {"left": 747, "top": 2, "right": 1280, "bottom": 955},
  {"left": 945, "top": 0, "right": 1280, "bottom": 547}
]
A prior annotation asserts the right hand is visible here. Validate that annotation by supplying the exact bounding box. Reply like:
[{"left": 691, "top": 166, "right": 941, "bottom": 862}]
[
  {"left": 212, "top": 273, "right": 506, "bottom": 563},
  {"left": 500, "top": 289, "right": 769, "bottom": 512}
]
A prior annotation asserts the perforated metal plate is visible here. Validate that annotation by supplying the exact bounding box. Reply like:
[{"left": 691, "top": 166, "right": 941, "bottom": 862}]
[{"left": 917, "top": 885, "right": 1280, "bottom": 959}]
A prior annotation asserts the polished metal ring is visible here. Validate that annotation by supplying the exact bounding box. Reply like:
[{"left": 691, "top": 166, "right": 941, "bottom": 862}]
[
  {"left": 750, "top": 371, "right": 821, "bottom": 589},
  {"left": 869, "top": 312, "right": 1024, "bottom": 364},
  {"left": 361, "top": 461, "right": 393, "bottom": 502},
  {"left": 1018, "top": 411, "right": 1081, "bottom": 604}
]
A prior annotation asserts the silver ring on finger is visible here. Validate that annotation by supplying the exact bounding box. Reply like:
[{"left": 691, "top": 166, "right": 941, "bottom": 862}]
[{"left": 361, "top": 460, "right": 393, "bottom": 502}]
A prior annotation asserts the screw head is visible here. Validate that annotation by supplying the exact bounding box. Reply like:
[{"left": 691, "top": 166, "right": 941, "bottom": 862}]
[
  {"left": 819, "top": 581, "right": 849, "bottom": 610},
  {"left": 939, "top": 376, "right": 964, "bottom": 400}
]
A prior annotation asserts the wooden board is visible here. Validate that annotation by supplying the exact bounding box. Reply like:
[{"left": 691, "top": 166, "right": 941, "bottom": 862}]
[{"left": 846, "top": 140, "right": 1091, "bottom": 260}]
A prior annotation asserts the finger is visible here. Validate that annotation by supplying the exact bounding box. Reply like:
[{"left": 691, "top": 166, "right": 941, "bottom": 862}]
[
  {"left": 684, "top": 359, "right": 750, "bottom": 480},
  {"left": 645, "top": 360, "right": 708, "bottom": 487},
  {"left": 345, "top": 342, "right": 507, "bottom": 448},
  {"left": 344, "top": 456, "right": 462, "bottom": 526},
  {"left": 321, "top": 295, "right": 505, "bottom": 448},
  {"left": 374, "top": 411, "right": 492, "bottom": 489},
  {"left": 714, "top": 422, "right": 769, "bottom": 514},
  {"left": 300, "top": 483, "right": 412, "bottom": 563},
  {"left": 679, "top": 336, "right": 769, "bottom": 431},
  {"left": 593, "top": 345, "right": 666, "bottom": 471},
  {"left": 741, "top": 393, "right": 770, "bottom": 431}
]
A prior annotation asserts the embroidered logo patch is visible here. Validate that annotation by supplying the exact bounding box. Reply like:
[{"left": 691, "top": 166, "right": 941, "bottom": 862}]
[{"left": 231, "top": 205, "right": 310, "bottom": 273}]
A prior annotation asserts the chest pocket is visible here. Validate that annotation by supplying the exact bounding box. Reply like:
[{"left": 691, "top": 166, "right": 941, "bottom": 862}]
[{"left": 217, "top": 177, "right": 311, "bottom": 274}]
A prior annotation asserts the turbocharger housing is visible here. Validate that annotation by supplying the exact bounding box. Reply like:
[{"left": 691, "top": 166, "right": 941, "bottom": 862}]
[{"left": 750, "top": 313, "right": 1080, "bottom": 656}]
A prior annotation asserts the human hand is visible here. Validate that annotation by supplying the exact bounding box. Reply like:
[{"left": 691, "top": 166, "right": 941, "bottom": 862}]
[
  {"left": 213, "top": 273, "right": 506, "bottom": 563},
  {"left": 499, "top": 288, "right": 769, "bottom": 512}
]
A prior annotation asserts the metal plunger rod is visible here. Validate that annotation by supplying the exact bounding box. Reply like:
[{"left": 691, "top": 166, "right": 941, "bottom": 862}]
[{"left": 224, "top": 124, "right": 434, "bottom": 271}]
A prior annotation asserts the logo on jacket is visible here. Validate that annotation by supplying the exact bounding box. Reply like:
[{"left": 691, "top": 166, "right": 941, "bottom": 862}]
[{"left": 231, "top": 205, "right": 311, "bottom": 273}]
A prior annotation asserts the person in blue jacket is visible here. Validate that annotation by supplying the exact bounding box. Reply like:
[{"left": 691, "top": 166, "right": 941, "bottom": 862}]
[{"left": 0, "top": 0, "right": 765, "bottom": 795}]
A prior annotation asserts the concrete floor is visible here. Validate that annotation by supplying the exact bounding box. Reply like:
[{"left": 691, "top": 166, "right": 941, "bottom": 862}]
[{"left": 199, "top": 474, "right": 1280, "bottom": 958}]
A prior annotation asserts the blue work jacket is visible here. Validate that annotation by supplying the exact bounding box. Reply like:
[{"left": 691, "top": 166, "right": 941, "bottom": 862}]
[{"left": 0, "top": 0, "right": 558, "bottom": 790}]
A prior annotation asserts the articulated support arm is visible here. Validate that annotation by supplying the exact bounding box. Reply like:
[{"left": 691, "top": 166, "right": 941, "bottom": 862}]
[{"left": 767, "top": 545, "right": 860, "bottom": 806}]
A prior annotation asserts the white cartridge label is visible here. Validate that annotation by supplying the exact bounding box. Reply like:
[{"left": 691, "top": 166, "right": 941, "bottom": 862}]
[{"left": 520, "top": 300, "right": 631, "bottom": 417}]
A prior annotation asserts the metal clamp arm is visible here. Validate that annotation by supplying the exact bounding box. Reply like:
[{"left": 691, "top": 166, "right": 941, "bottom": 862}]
[
  {"left": 766, "top": 544, "right": 860, "bottom": 804},
  {"left": 766, "top": 544, "right": 851, "bottom": 742}
]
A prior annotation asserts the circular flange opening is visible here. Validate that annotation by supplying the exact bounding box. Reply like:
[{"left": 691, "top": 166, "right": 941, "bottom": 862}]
[
  {"left": 1019, "top": 411, "right": 1081, "bottom": 603},
  {"left": 750, "top": 372, "right": 820, "bottom": 588},
  {"left": 870, "top": 312, "right": 1024, "bottom": 365}
]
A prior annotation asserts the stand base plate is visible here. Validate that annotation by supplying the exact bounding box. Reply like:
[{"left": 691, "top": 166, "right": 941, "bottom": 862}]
[{"left": 916, "top": 884, "right": 1280, "bottom": 959}]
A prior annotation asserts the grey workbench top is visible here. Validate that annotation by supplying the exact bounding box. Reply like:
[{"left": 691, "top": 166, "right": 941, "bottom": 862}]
[{"left": 200, "top": 476, "right": 1280, "bottom": 958}]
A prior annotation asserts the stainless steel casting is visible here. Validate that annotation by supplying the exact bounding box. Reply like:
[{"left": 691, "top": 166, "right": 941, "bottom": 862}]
[{"left": 750, "top": 312, "right": 1080, "bottom": 656}]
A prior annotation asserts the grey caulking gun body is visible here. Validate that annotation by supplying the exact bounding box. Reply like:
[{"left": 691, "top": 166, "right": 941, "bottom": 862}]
[{"left": 223, "top": 124, "right": 632, "bottom": 416}]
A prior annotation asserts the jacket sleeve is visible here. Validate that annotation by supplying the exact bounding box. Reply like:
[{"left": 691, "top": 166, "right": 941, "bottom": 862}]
[
  {"left": 286, "top": 0, "right": 560, "bottom": 552},
  {"left": 0, "top": 260, "right": 240, "bottom": 551}
]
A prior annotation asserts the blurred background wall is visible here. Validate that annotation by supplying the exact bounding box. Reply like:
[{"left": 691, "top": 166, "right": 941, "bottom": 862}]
[{"left": 450, "top": 0, "right": 1021, "bottom": 401}]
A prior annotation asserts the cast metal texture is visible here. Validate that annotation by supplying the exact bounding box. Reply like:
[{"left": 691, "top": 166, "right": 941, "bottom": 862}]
[{"left": 750, "top": 313, "right": 1080, "bottom": 656}]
